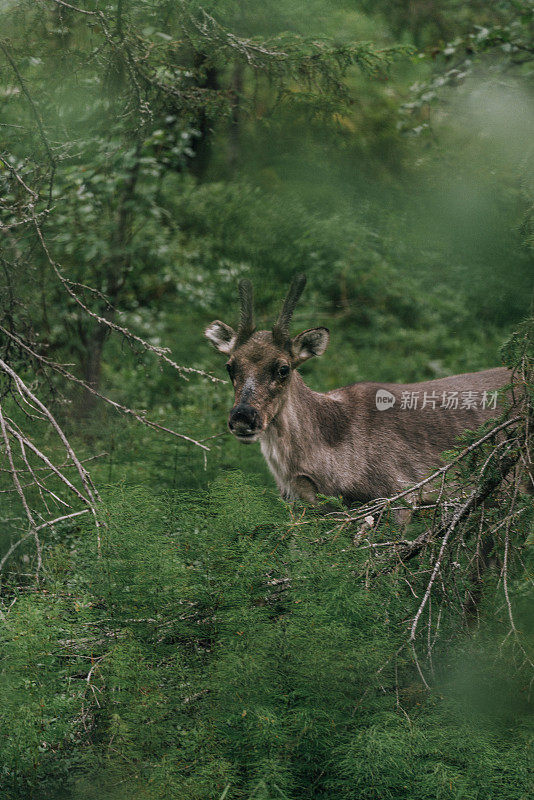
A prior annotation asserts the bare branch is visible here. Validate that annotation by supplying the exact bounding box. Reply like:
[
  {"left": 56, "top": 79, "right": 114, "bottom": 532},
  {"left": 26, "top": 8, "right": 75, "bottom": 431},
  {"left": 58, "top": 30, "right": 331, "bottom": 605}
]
[{"left": 0, "top": 402, "right": 42, "bottom": 578}]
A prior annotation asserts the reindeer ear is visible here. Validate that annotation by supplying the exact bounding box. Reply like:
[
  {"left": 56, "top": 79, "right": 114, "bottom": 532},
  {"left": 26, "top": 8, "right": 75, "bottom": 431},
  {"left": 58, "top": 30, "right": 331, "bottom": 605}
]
[
  {"left": 205, "top": 321, "right": 237, "bottom": 354},
  {"left": 291, "top": 327, "right": 330, "bottom": 365}
]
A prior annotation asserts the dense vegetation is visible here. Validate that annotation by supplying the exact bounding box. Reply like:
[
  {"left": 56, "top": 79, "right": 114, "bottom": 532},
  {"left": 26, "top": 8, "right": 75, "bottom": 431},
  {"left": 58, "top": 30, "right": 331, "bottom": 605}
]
[{"left": 0, "top": 1, "right": 533, "bottom": 798}]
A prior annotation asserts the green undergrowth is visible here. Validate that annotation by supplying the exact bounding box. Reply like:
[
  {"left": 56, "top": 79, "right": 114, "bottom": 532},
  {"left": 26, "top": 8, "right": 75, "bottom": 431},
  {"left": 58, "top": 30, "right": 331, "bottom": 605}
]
[{"left": 1, "top": 472, "right": 532, "bottom": 799}]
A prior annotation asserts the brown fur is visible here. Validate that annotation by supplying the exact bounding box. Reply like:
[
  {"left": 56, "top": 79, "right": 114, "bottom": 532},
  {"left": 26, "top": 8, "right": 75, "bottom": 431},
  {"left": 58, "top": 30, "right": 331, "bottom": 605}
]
[{"left": 269, "top": 367, "right": 510, "bottom": 504}]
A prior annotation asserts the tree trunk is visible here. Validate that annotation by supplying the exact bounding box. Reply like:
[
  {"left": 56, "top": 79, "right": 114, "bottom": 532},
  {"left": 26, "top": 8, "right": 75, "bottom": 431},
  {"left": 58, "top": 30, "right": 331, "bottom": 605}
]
[
  {"left": 228, "top": 61, "right": 244, "bottom": 170},
  {"left": 190, "top": 52, "right": 219, "bottom": 177},
  {"left": 78, "top": 147, "right": 141, "bottom": 412}
]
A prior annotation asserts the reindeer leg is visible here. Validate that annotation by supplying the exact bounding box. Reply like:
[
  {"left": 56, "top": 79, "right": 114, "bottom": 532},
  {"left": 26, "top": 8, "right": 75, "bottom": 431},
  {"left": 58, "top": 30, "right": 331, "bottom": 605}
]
[
  {"left": 292, "top": 474, "right": 319, "bottom": 505},
  {"left": 291, "top": 474, "right": 345, "bottom": 515},
  {"left": 393, "top": 507, "right": 412, "bottom": 531}
]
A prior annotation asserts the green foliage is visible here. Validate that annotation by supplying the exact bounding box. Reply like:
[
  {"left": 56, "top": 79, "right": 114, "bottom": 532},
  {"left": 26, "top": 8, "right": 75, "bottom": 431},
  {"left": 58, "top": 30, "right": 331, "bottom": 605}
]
[
  {"left": 0, "top": 591, "right": 93, "bottom": 796},
  {"left": 1, "top": 473, "right": 533, "bottom": 798}
]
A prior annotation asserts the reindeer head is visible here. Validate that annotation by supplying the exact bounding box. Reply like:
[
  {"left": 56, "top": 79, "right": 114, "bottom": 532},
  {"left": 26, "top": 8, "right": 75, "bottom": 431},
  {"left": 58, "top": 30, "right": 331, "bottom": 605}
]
[{"left": 205, "top": 275, "right": 329, "bottom": 442}]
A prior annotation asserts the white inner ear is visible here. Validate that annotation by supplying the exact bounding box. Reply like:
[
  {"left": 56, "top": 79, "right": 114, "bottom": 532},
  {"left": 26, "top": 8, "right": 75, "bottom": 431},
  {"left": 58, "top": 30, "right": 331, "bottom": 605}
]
[
  {"left": 293, "top": 328, "right": 329, "bottom": 361},
  {"left": 205, "top": 321, "right": 236, "bottom": 354}
]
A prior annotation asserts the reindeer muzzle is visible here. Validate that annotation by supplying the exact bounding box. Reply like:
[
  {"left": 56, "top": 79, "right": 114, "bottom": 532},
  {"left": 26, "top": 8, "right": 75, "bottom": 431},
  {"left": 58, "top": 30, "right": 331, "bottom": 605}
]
[{"left": 228, "top": 403, "right": 262, "bottom": 441}]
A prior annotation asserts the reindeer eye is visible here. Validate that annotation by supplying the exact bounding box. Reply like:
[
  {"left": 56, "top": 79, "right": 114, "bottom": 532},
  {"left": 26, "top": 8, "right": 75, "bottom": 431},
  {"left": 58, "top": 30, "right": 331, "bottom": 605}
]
[{"left": 278, "top": 365, "right": 290, "bottom": 379}]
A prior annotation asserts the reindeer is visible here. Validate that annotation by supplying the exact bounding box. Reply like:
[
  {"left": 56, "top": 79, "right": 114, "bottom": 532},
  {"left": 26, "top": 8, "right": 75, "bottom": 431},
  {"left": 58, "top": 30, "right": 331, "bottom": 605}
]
[{"left": 205, "top": 275, "right": 510, "bottom": 506}]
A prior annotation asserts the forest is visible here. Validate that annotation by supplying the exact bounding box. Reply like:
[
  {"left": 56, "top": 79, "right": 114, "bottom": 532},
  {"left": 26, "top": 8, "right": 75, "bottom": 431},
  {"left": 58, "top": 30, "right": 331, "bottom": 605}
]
[{"left": 0, "top": 1, "right": 533, "bottom": 798}]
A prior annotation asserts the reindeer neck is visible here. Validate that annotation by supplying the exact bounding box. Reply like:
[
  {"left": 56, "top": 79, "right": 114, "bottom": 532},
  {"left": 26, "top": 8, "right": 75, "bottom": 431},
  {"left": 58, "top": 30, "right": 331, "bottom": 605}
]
[
  {"left": 269, "top": 371, "right": 317, "bottom": 439},
  {"left": 262, "top": 369, "right": 350, "bottom": 455},
  {"left": 258, "top": 373, "right": 311, "bottom": 496}
]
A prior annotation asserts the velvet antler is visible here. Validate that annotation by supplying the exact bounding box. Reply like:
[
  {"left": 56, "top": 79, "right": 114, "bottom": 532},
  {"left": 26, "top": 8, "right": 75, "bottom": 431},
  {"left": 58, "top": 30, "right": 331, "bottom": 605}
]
[
  {"left": 235, "top": 278, "right": 255, "bottom": 346},
  {"left": 272, "top": 274, "right": 307, "bottom": 346}
]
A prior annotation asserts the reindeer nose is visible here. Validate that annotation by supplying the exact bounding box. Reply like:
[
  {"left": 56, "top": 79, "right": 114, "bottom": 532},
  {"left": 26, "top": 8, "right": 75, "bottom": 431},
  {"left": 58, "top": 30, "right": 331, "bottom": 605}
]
[{"left": 228, "top": 404, "right": 261, "bottom": 434}]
